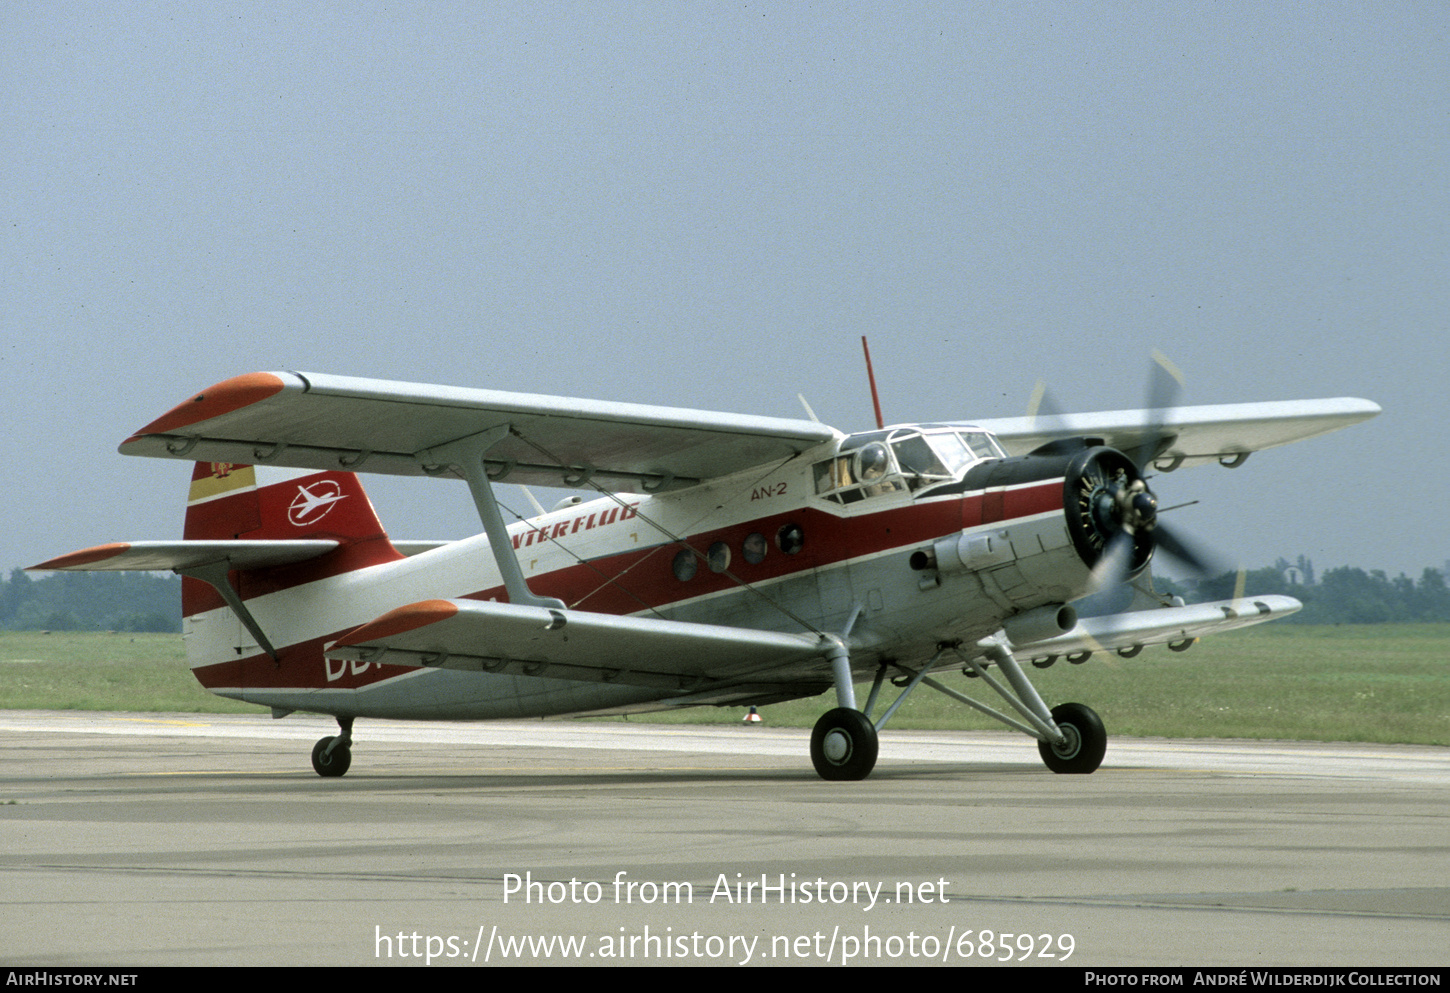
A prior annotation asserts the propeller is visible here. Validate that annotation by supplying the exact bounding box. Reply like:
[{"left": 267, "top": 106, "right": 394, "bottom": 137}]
[{"left": 1036, "top": 352, "right": 1224, "bottom": 592}]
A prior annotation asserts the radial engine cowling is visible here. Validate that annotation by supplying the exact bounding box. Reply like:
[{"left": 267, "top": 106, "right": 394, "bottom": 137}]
[
  {"left": 930, "top": 438, "right": 1158, "bottom": 608},
  {"left": 1059, "top": 443, "right": 1157, "bottom": 581}
]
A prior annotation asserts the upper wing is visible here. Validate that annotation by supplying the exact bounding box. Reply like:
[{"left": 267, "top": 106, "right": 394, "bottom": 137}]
[
  {"left": 1008, "top": 595, "right": 1302, "bottom": 661},
  {"left": 973, "top": 398, "right": 1380, "bottom": 468},
  {"left": 119, "top": 372, "right": 838, "bottom": 493},
  {"left": 327, "top": 598, "right": 833, "bottom": 694}
]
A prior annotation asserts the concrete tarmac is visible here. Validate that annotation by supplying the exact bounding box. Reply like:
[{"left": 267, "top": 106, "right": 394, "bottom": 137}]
[{"left": 0, "top": 710, "right": 1445, "bottom": 967}]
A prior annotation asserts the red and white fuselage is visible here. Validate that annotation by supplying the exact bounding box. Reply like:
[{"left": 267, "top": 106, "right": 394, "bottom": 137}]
[{"left": 176, "top": 430, "right": 1082, "bottom": 720}]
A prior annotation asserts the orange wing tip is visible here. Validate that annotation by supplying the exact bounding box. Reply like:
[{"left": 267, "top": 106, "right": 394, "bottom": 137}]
[
  {"left": 132, "top": 372, "right": 288, "bottom": 436},
  {"left": 29, "top": 543, "right": 133, "bottom": 570},
  {"left": 336, "top": 600, "right": 460, "bottom": 645}
]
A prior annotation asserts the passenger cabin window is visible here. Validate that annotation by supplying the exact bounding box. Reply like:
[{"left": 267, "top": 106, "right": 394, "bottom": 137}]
[{"left": 813, "top": 428, "right": 1003, "bottom": 504}]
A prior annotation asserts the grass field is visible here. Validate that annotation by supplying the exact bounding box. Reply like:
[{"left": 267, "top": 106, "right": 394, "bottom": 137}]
[{"left": 1, "top": 625, "right": 1447, "bottom": 746}]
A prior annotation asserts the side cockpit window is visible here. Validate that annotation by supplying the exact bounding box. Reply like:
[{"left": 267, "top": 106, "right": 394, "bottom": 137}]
[
  {"left": 814, "top": 428, "right": 1002, "bottom": 504},
  {"left": 813, "top": 439, "right": 906, "bottom": 504}
]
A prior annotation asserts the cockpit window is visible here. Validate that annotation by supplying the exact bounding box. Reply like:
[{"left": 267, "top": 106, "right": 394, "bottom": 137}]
[
  {"left": 961, "top": 431, "right": 1003, "bottom": 460},
  {"left": 813, "top": 440, "right": 905, "bottom": 504},
  {"left": 925, "top": 432, "right": 973, "bottom": 474},
  {"left": 814, "top": 427, "right": 1002, "bottom": 504},
  {"left": 892, "top": 435, "right": 950, "bottom": 478}
]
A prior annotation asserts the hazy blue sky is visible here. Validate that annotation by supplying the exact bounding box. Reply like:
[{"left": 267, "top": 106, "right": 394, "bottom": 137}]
[{"left": 5, "top": 3, "right": 1446, "bottom": 583}]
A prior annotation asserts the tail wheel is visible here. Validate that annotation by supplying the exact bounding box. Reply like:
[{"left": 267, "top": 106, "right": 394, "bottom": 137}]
[
  {"left": 810, "top": 708, "right": 879, "bottom": 781},
  {"left": 311, "top": 735, "right": 352, "bottom": 778},
  {"left": 1037, "top": 703, "right": 1106, "bottom": 774}
]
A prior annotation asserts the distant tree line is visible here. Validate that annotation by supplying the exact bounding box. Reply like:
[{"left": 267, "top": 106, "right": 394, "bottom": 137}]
[
  {"left": 1, "top": 569, "right": 181, "bottom": 633},
  {"left": 3, "top": 562, "right": 1449, "bottom": 632},
  {"left": 1164, "top": 565, "right": 1450, "bottom": 624}
]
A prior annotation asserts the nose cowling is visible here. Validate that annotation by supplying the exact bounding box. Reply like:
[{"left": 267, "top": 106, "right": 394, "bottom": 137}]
[
  {"left": 1062, "top": 444, "right": 1157, "bottom": 581},
  {"left": 942, "top": 437, "right": 1159, "bottom": 607},
  {"left": 958, "top": 436, "right": 1159, "bottom": 583}
]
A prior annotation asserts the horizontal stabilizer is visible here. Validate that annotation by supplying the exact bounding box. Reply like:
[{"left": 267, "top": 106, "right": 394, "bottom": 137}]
[
  {"left": 30, "top": 540, "right": 340, "bottom": 573},
  {"left": 328, "top": 599, "right": 831, "bottom": 692},
  {"left": 1010, "top": 595, "right": 1302, "bottom": 660}
]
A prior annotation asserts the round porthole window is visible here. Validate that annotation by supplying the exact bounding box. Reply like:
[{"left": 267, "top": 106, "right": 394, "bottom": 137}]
[
  {"left": 708, "top": 541, "right": 731, "bottom": 573},
  {"left": 777, "top": 523, "right": 804, "bottom": 554},
  {"left": 743, "top": 532, "right": 768, "bottom": 564},
  {"left": 672, "top": 547, "right": 697, "bottom": 581}
]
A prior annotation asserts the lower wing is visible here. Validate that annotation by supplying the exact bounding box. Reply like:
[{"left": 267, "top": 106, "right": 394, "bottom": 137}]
[
  {"left": 327, "top": 598, "right": 834, "bottom": 693},
  {"left": 1011, "top": 595, "right": 1302, "bottom": 661}
]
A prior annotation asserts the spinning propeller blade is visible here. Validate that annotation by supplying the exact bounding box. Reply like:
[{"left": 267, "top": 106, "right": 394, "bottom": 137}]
[
  {"left": 1129, "top": 349, "right": 1187, "bottom": 472},
  {"left": 1034, "top": 351, "right": 1224, "bottom": 589},
  {"left": 1150, "top": 521, "right": 1219, "bottom": 577}
]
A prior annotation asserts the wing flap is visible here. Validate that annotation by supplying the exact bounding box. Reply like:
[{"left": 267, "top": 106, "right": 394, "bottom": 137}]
[
  {"left": 976, "top": 398, "right": 1380, "bottom": 467},
  {"left": 119, "top": 371, "right": 838, "bottom": 492},
  {"left": 30, "top": 540, "right": 341, "bottom": 573},
  {"left": 1011, "top": 595, "right": 1302, "bottom": 660},
  {"left": 327, "top": 598, "right": 831, "bottom": 691}
]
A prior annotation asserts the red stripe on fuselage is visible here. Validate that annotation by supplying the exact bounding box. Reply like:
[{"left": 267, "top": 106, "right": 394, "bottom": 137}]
[
  {"left": 537, "top": 478, "right": 1066, "bottom": 613},
  {"left": 523, "top": 498, "right": 967, "bottom": 614},
  {"left": 182, "top": 535, "right": 405, "bottom": 616},
  {"left": 974, "top": 478, "right": 1067, "bottom": 527}
]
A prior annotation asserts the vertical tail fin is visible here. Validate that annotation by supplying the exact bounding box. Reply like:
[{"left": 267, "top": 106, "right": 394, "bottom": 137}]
[
  {"left": 184, "top": 461, "right": 394, "bottom": 543},
  {"left": 181, "top": 462, "right": 401, "bottom": 615}
]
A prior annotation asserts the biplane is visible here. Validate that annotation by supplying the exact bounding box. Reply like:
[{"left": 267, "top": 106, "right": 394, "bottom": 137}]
[{"left": 33, "top": 361, "right": 1378, "bottom": 779}]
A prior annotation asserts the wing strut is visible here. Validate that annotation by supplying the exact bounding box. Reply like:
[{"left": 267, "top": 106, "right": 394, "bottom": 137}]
[
  {"left": 418, "top": 428, "right": 566, "bottom": 610},
  {"left": 179, "top": 560, "right": 281, "bottom": 662}
]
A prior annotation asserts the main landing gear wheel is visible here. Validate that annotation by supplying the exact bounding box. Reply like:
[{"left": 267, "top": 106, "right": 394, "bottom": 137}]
[
  {"left": 311, "top": 736, "right": 352, "bottom": 778},
  {"left": 1037, "top": 702, "right": 1106, "bottom": 774},
  {"left": 810, "top": 708, "right": 879, "bottom": 781}
]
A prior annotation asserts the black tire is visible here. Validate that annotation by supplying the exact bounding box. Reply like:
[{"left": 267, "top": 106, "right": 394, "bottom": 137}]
[
  {"left": 1037, "top": 702, "right": 1106, "bottom": 774},
  {"left": 311, "top": 736, "right": 352, "bottom": 778},
  {"left": 810, "top": 708, "right": 879, "bottom": 781}
]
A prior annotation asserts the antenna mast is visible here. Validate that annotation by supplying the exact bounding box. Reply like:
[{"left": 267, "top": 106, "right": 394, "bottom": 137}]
[{"left": 861, "top": 336, "right": 885, "bottom": 429}]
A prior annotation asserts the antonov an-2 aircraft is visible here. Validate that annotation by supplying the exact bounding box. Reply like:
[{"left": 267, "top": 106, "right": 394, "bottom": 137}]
[{"left": 34, "top": 367, "right": 1379, "bottom": 780}]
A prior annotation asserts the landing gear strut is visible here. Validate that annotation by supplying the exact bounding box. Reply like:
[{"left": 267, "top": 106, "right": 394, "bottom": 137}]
[
  {"left": 808, "top": 638, "right": 879, "bottom": 781},
  {"left": 827, "top": 634, "right": 1109, "bottom": 780},
  {"left": 311, "top": 716, "right": 354, "bottom": 777}
]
